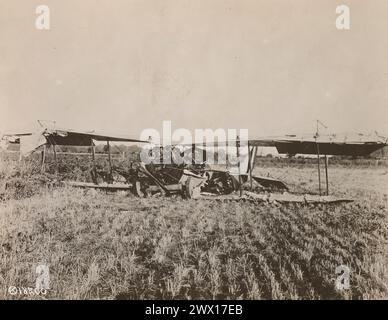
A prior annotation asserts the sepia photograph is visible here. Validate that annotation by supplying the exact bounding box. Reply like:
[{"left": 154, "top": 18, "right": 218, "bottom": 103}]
[{"left": 0, "top": 0, "right": 387, "bottom": 309}]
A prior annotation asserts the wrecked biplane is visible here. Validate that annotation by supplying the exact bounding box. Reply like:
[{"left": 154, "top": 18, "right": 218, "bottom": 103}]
[{"left": 1, "top": 122, "right": 387, "bottom": 204}]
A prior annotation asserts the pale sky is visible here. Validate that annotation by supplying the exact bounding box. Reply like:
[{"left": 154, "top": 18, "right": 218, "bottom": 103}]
[{"left": 0, "top": 0, "right": 387, "bottom": 139}]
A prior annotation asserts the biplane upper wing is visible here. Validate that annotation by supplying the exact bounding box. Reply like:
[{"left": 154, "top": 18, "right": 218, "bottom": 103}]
[
  {"left": 168, "top": 131, "right": 387, "bottom": 160},
  {"left": 248, "top": 132, "right": 388, "bottom": 156},
  {"left": 42, "top": 128, "right": 148, "bottom": 145},
  {"left": 171, "top": 132, "right": 387, "bottom": 156},
  {"left": 2, "top": 127, "right": 149, "bottom": 155}
]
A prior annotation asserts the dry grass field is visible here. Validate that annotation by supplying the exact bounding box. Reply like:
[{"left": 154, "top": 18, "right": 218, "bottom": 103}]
[{"left": 0, "top": 157, "right": 387, "bottom": 299}]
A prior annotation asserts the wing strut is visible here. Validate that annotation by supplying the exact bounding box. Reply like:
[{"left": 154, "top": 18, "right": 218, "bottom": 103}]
[
  {"left": 107, "top": 140, "right": 113, "bottom": 182},
  {"left": 247, "top": 144, "right": 258, "bottom": 191},
  {"left": 316, "top": 141, "right": 321, "bottom": 196},
  {"left": 324, "top": 154, "right": 329, "bottom": 195},
  {"left": 236, "top": 136, "right": 242, "bottom": 196}
]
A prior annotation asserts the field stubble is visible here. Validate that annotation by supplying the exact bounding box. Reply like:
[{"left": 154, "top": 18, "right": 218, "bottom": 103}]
[{"left": 0, "top": 159, "right": 387, "bottom": 299}]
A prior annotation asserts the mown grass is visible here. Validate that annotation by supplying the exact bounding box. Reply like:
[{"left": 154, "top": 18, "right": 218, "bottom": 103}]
[{"left": 0, "top": 159, "right": 387, "bottom": 299}]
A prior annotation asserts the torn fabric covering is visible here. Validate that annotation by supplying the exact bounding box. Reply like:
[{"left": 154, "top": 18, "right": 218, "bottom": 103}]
[{"left": 19, "top": 131, "right": 47, "bottom": 155}]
